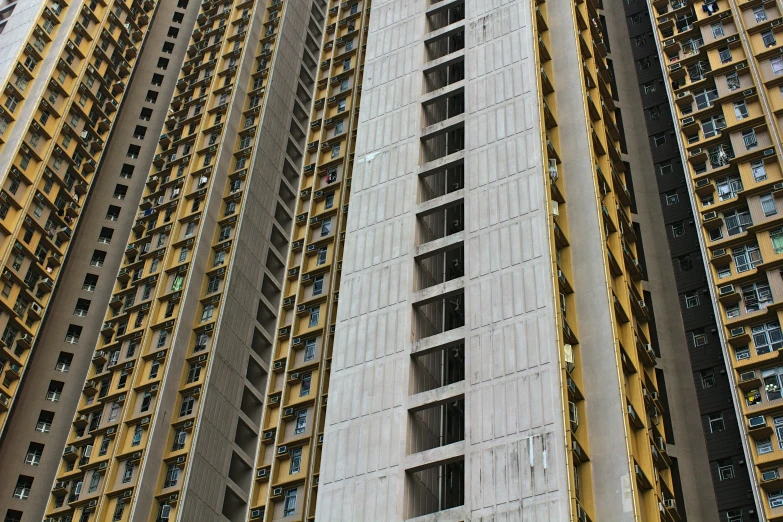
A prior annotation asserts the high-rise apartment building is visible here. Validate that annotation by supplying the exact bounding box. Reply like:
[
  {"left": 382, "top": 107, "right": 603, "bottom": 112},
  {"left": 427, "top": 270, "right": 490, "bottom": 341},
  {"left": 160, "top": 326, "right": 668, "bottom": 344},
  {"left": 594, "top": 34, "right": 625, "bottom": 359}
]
[
  {"left": 645, "top": 0, "right": 783, "bottom": 520},
  {"left": 0, "top": 0, "right": 769, "bottom": 522}
]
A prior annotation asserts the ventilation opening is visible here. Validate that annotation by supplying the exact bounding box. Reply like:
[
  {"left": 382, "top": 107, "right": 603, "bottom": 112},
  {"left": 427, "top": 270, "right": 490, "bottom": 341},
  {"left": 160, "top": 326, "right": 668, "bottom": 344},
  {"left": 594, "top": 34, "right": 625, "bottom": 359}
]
[
  {"left": 269, "top": 224, "right": 289, "bottom": 254},
  {"left": 421, "top": 126, "right": 464, "bottom": 164},
  {"left": 427, "top": 0, "right": 465, "bottom": 32},
  {"left": 221, "top": 484, "right": 246, "bottom": 522},
  {"left": 406, "top": 459, "right": 465, "bottom": 518},
  {"left": 265, "top": 251, "right": 285, "bottom": 281},
  {"left": 415, "top": 291, "right": 464, "bottom": 340},
  {"left": 424, "top": 56, "right": 464, "bottom": 93},
  {"left": 415, "top": 241, "right": 463, "bottom": 291},
  {"left": 256, "top": 300, "right": 277, "bottom": 334},
  {"left": 245, "top": 357, "right": 267, "bottom": 391},
  {"left": 425, "top": 26, "right": 464, "bottom": 62},
  {"left": 419, "top": 160, "right": 463, "bottom": 203},
  {"left": 260, "top": 275, "right": 281, "bottom": 307},
  {"left": 411, "top": 343, "right": 464, "bottom": 395},
  {"left": 251, "top": 327, "right": 272, "bottom": 363},
  {"left": 234, "top": 418, "right": 257, "bottom": 457},
  {"left": 417, "top": 200, "right": 464, "bottom": 245},
  {"left": 274, "top": 202, "right": 292, "bottom": 231},
  {"left": 241, "top": 385, "right": 264, "bottom": 425},
  {"left": 423, "top": 90, "right": 464, "bottom": 127},
  {"left": 409, "top": 399, "right": 464, "bottom": 456}
]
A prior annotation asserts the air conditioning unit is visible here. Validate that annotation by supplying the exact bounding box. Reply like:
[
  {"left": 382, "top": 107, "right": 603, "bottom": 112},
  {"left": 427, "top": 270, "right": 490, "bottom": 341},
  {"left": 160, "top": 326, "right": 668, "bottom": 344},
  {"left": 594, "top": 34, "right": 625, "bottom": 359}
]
[
  {"left": 89, "top": 500, "right": 98, "bottom": 507},
  {"left": 318, "top": 434, "right": 324, "bottom": 444},
  {"left": 263, "top": 431, "right": 274, "bottom": 441},
  {"left": 273, "top": 360, "right": 284, "bottom": 370},
  {"left": 718, "top": 284, "right": 734, "bottom": 296},
  {"left": 774, "top": 182, "right": 783, "bottom": 191},
  {"left": 176, "top": 456, "right": 186, "bottom": 464},
  {"left": 278, "top": 445, "right": 288, "bottom": 455},
  {"left": 730, "top": 326, "right": 746, "bottom": 337},
  {"left": 727, "top": 36, "right": 737, "bottom": 43},
  {"left": 682, "top": 116, "right": 695, "bottom": 125},
  {"left": 269, "top": 395, "right": 280, "bottom": 404},
  {"left": 283, "top": 407, "right": 294, "bottom": 417},
  {"left": 702, "top": 211, "right": 717, "bottom": 221},
  {"left": 272, "top": 487, "right": 284, "bottom": 498},
  {"left": 292, "top": 337, "right": 302, "bottom": 346},
  {"left": 256, "top": 468, "right": 269, "bottom": 479},
  {"left": 772, "top": 497, "right": 783, "bottom": 508},
  {"left": 763, "top": 469, "right": 780, "bottom": 482},
  {"left": 663, "top": 499, "right": 676, "bottom": 509},
  {"left": 712, "top": 248, "right": 726, "bottom": 258},
  {"left": 250, "top": 508, "right": 264, "bottom": 519},
  {"left": 695, "top": 178, "right": 710, "bottom": 188},
  {"left": 289, "top": 372, "right": 300, "bottom": 381},
  {"left": 740, "top": 370, "right": 756, "bottom": 382},
  {"left": 749, "top": 415, "right": 766, "bottom": 428},
  {"left": 743, "top": 89, "right": 754, "bottom": 97}
]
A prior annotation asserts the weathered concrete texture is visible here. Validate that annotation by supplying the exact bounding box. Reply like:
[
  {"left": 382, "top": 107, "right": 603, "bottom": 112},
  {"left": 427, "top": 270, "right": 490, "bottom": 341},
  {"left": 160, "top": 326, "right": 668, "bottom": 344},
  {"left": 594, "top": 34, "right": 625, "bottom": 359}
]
[{"left": 316, "top": 0, "right": 570, "bottom": 520}]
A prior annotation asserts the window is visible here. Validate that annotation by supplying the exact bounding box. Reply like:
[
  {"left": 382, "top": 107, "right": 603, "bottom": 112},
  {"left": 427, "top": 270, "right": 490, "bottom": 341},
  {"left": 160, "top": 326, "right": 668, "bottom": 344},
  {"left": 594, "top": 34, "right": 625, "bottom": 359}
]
[
  {"left": 106, "top": 206, "right": 121, "bottom": 221},
  {"left": 763, "top": 30, "right": 777, "bottom": 48},
  {"left": 637, "top": 57, "right": 651, "bottom": 70},
  {"left": 309, "top": 306, "right": 319, "bottom": 328},
  {"left": 90, "top": 250, "right": 106, "bottom": 267},
  {"left": 752, "top": 321, "right": 783, "bottom": 354},
  {"left": 321, "top": 218, "right": 332, "bottom": 236},
  {"left": 708, "top": 412, "right": 725, "bottom": 433},
  {"left": 98, "top": 437, "right": 111, "bottom": 456},
  {"left": 132, "top": 424, "right": 143, "bottom": 446},
  {"left": 733, "top": 100, "right": 749, "bottom": 120},
  {"left": 88, "top": 470, "right": 100, "bottom": 492},
  {"left": 313, "top": 274, "right": 324, "bottom": 295},
  {"left": 173, "top": 429, "right": 187, "bottom": 451},
  {"left": 98, "top": 227, "right": 114, "bottom": 244},
  {"left": 29, "top": 413, "right": 54, "bottom": 440},
  {"left": 25, "top": 443, "right": 44, "bottom": 466},
  {"left": 653, "top": 133, "right": 667, "bottom": 147},
  {"left": 55, "top": 352, "right": 73, "bottom": 372},
  {"left": 290, "top": 447, "right": 302, "bottom": 474},
  {"left": 664, "top": 191, "right": 678, "bottom": 205},
  {"left": 718, "top": 46, "right": 732, "bottom": 64},
  {"left": 337, "top": 99, "right": 346, "bottom": 112},
  {"left": 733, "top": 243, "right": 762, "bottom": 273},
  {"left": 4, "top": 510, "right": 23, "bottom": 522},
  {"left": 711, "top": 22, "right": 724, "bottom": 38},
  {"left": 180, "top": 394, "right": 195, "bottom": 416},
  {"left": 201, "top": 304, "right": 214, "bottom": 322},
  {"left": 634, "top": 34, "right": 646, "bottom": 46},
  {"left": 12, "top": 476, "right": 32, "bottom": 499},
  {"left": 207, "top": 276, "right": 220, "bottom": 294},
  {"left": 331, "top": 144, "right": 341, "bottom": 159},
  {"left": 213, "top": 251, "right": 225, "bottom": 266},
  {"left": 186, "top": 363, "right": 201, "bottom": 384},
  {"left": 300, "top": 372, "right": 311, "bottom": 397},
  {"left": 150, "top": 360, "right": 160, "bottom": 379},
  {"left": 742, "top": 128, "right": 758, "bottom": 149},
  {"left": 671, "top": 222, "right": 685, "bottom": 237},
  {"left": 724, "top": 208, "right": 752, "bottom": 236},
  {"left": 156, "top": 330, "right": 168, "bottom": 348},
  {"left": 283, "top": 488, "right": 297, "bottom": 517},
  {"left": 164, "top": 464, "right": 179, "bottom": 488},
  {"left": 46, "top": 381, "right": 63, "bottom": 401},
  {"left": 305, "top": 339, "right": 316, "bottom": 362},
  {"left": 772, "top": 56, "right": 783, "bottom": 75},
  {"left": 752, "top": 159, "right": 768, "bottom": 182},
  {"left": 700, "top": 370, "right": 716, "bottom": 388},
  {"left": 325, "top": 193, "right": 335, "bottom": 209},
  {"left": 685, "top": 292, "right": 699, "bottom": 308},
  {"left": 108, "top": 401, "right": 121, "bottom": 421},
  {"left": 716, "top": 175, "right": 743, "bottom": 201},
  {"left": 692, "top": 330, "right": 708, "bottom": 346},
  {"left": 755, "top": 6, "right": 768, "bottom": 22},
  {"left": 762, "top": 194, "right": 778, "bottom": 217},
  {"left": 74, "top": 298, "right": 91, "bottom": 317},
  {"left": 122, "top": 461, "right": 134, "bottom": 483},
  {"left": 718, "top": 459, "right": 735, "bottom": 480},
  {"left": 140, "top": 391, "right": 152, "bottom": 413}
]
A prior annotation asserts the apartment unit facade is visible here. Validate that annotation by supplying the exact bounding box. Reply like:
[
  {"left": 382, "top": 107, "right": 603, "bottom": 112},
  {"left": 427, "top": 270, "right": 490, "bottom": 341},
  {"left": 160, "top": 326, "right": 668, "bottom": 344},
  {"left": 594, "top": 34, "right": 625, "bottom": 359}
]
[
  {"left": 647, "top": 0, "right": 783, "bottom": 520},
  {"left": 38, "top": 0, "right": 328, "bottom": 520},
  {"left": 0, "top": 1, "right": 749, "bottom": 522},
  {"left": 623, "top": 0, "right": 758, "bottom": 520},
  {"left": 0, "top": 1, "right": 205, "bottom": 521},
  {"left": 315, "top": 0, "right": 715, "bottom": 521}
]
